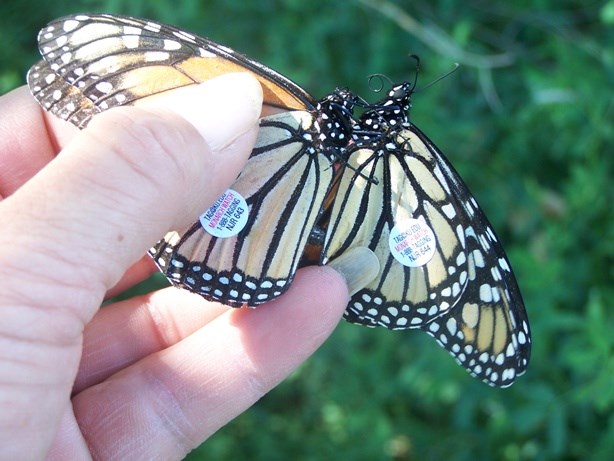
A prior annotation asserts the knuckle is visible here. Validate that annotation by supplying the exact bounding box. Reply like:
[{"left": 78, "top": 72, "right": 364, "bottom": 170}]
[{"left": 87, "top": 107, "right": 205, "bottom": 192}]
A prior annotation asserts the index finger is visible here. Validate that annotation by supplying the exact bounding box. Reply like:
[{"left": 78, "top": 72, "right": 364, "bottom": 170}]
[{"left": 0, "top": 86, "right": 78, "bottom": 198}]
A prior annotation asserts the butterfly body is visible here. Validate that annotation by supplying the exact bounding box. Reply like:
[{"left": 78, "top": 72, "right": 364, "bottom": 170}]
[{"left": 28, "top": 13, "right": 530, "bottom": 387}]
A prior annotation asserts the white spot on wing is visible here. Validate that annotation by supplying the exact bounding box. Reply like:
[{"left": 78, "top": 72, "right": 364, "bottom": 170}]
[
  {"left": 145, "top": 22, "right": 162, "bottom": 32},
  {"left": 442, "top": 203, "right": 456, "bottom": 219},
  {"left": 144, "top": 51, "right": 170, "bottom": 62},
  {"left": 479, "top": 284, "right": 493, "bottom": 303},
  {"left": 123, "top": 26, "right": 142, "bottom": 35},
  {"left": 63, "top": 20, "right": 80, "bottom": 33},
  {"left": 163, "top": 39, "right": 181, "bottom": 50},
  {"left": 472, "top": 249, "right": 485, "bottom": 267},
  {"left": 123, "top": 35, "right": 140, "bottom": 49},
  {"left": 446, "top": 318, "right": 457, "bottom": 335},
  {"left": 95, "top": 81, "right": 113, "bottom": 94},
  {"left": 498, "top": 257, "right": 510, "bottom": 271},
  {"left": 199, "top": 48, "right": 216, "bottom": 58}
]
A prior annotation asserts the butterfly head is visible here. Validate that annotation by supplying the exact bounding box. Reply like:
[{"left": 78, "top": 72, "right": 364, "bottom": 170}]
[
  {"left": 352, "top": 81, "right": 413, "bottom": 136},
  {"left": 388, "top": 82, "right": 414, "bottom": 113}
]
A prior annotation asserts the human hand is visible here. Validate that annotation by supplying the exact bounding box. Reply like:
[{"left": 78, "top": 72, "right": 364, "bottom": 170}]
[{"left": 0, "top": 74, "right": 351, "bottom": 460}]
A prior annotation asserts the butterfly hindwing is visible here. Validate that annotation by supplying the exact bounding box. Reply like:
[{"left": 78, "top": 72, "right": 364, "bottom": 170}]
[
  {"left": 422, "top": 224, "right": 530, "bottom": 387},
  {"left": 151, "top": 111, "right": 334, "bottom": 306},
  {"left": 322, "top": 127, "right": 469, "bottom": 329},
  {"left": 410, "top": 125, "right": 530, "bottom": 387}
]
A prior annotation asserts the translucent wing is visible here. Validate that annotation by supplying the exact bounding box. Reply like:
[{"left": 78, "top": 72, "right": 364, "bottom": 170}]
[
  {"left": 151, "top": 111, "right": 334, "bottom": 305},
  {"left": 323, "top": 128, "right": 469, "bottom": 327},
  {"left": 322, "top": 123, "right": 530, "bottom": 387},
  {"left": 27, "top": 13, "right": 315, "bottom": 128}
]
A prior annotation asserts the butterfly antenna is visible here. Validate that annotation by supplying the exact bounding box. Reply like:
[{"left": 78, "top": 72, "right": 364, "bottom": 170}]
[
  {"left": 408, "top": 54, "right": 421, "bottom": 91},
  {"left": 367, "top": 73, "right": 393, "bottom": 93},
  {"left": 415, "top": 62, "right": 460, "bottom": 93}
]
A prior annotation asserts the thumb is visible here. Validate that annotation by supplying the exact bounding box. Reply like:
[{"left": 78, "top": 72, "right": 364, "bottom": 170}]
[{"left": 0, "top": 72, "right": 262, "bottom": 323}]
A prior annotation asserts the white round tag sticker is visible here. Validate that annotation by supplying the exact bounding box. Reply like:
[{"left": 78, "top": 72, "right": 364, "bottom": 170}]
[
  {"left": 200, "top": 189, "right": 249, "bottom": 238},
  {"left": 388, "top": 218, "right": 437, "bottom": 267}
]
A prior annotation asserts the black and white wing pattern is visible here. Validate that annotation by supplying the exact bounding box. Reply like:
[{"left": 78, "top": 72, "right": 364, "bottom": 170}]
[
  {"left": 150, "top": 111, "right": 334, "bottom": 305},
  {"left": 320, "top": 83, "right": 530, "bottom": 386}
]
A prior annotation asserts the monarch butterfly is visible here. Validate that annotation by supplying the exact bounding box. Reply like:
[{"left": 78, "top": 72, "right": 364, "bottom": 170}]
[{"left": 27, "top": 13, "right": 530, "bottom": 387}]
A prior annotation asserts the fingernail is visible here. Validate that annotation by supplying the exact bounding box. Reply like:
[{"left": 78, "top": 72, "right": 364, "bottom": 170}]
[
  {"left": 138, "top": 72, "right": 263, "bottom": 151},
  {"left": 327, "top": 247, "right": 380, "bottom": 295}
]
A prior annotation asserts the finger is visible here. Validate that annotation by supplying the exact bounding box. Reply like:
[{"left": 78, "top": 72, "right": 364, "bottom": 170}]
[
  {"left": 0, "top": 86, "right": 61, "bottom": 197},
  {"left": 71, "top": 266, "right": 349, "bottom": 460},
  {"left": 79, "top": 247, "right": 380, "bottom": 392},
  {"left": 74, "top": 287, "right": 229, "bottom": 393},
  {"left": 0, "top": 73, "right": 263, "bottom": 459},
  {"left": 45, "top": 404, "right": 90, "bottom": 461}
]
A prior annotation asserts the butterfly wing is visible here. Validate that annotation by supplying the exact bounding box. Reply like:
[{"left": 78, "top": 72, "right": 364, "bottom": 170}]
[
  {"left": 27, "top": 13, "right": 316, "bottom": 128},
  {"left": 322, "top": 125, "right": 530, "bottom": 387},
  {"left": 323, "top": 128, "right": 471, "bottom": 327},
  {"left": 150, "top": 111, "right": 334, "bottom": 306},
  {"left": 27, "top": 14, "right": 334, "bottom": 306},
  {"left": 28, "top": 59, "right": 100, "bottom": 125}
]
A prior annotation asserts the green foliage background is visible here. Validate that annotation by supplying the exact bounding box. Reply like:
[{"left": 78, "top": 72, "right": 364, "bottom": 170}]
[{"left": 1, "top": 0, "right": 612, "bottom": 459}]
